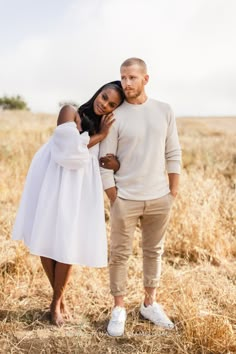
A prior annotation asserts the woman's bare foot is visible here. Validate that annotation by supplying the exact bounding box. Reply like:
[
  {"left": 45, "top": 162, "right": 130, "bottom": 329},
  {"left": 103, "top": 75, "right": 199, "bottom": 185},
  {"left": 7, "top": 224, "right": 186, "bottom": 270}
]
[
  {"left": 60, "top": 300, "right": 71, "bottom": 320},
  {"left": 50, "top": 301, "right": 64, "bottom": 327}
]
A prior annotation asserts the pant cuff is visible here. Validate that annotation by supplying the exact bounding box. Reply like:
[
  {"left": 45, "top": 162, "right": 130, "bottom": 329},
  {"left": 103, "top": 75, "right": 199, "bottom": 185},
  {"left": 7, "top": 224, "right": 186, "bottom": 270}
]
[
  {"left": 110, "top": 290, "right": 126, "bottom": 297},
  {"left": 143, "top": 280, "right": 160, "bottom": 288}
]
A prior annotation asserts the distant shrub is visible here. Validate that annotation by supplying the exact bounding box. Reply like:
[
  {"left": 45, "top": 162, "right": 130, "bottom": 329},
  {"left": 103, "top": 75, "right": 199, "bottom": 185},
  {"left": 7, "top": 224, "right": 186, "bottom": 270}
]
[{"left": 0, "top": 95, "right": 28, "bottom": 110}]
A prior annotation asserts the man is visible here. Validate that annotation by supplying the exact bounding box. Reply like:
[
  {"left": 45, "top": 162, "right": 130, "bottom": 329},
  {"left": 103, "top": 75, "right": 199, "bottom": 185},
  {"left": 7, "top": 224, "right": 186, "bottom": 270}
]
[{"left": 99, "top": 58, "right": 181, "bottom": 336}]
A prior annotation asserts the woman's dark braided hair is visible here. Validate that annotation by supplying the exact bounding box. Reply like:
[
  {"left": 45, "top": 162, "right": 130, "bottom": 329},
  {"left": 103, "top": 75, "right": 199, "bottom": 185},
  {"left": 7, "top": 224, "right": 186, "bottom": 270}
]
[{"left": 78, "top": 81, "right": 124, "bottom": 136}]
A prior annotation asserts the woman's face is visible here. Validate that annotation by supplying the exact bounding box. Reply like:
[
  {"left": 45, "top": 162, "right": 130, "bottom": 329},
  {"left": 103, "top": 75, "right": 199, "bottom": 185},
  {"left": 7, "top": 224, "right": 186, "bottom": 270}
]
[{"left": 93, "top": 88, "right": 122, "bottom": 115}]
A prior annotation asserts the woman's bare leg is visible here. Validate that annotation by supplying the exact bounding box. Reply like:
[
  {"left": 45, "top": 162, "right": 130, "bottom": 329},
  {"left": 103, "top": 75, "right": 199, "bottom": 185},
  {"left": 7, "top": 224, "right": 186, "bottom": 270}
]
[
  {"left": 40, "top": 256, "right": 56, "bottom": 288},
  {"left": 40, "top": 257, "right": 72, "bottom": 322},
  {"left": 50, "top": 262, "right": 73, "bottom": 326}
]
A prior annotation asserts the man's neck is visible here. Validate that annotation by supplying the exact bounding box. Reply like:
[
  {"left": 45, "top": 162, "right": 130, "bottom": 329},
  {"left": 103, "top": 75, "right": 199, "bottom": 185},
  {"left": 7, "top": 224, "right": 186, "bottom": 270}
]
[{"left": 126, "top": 92, "right": 148, "bottom": 105}]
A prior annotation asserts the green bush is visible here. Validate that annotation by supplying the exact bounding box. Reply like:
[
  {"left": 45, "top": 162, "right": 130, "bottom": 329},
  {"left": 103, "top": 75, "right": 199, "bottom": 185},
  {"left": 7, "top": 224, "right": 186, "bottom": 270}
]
[{"left": 0, "top": 95, "right": 29, "bottom": 110}]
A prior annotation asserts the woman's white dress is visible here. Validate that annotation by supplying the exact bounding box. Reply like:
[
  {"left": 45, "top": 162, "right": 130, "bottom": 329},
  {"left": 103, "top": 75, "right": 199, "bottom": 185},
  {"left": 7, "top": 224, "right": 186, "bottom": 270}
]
[{"left": 12, "top": 121, "right": 107, "bottom": 267}]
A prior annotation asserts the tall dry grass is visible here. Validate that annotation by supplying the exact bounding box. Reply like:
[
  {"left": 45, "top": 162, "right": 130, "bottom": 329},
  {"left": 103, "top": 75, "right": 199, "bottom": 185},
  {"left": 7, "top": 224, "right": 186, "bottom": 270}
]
[{"left": 0, "top": 111, "right": 235, "bottom": 353}]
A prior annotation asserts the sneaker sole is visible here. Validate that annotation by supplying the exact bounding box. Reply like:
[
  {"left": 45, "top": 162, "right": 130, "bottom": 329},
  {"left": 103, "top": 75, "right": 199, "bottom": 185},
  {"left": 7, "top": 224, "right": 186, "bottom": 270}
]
[
  {"left": 107, "top": 329, "right": 124, "bottom": 337},
  {"left": 140, "top": 311, "right": 175, "bottom": 330}
]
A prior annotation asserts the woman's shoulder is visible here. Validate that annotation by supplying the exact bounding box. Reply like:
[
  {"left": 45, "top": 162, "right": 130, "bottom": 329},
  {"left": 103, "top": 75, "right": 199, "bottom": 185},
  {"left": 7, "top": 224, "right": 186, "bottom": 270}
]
[{"left": 57, "top": 105, "right": 78, "bottom": 126}]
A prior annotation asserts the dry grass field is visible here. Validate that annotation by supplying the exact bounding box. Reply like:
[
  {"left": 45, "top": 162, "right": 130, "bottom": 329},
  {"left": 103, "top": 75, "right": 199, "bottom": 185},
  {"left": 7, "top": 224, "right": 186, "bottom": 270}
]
[{"left": 0, "top": 110, "right": 235, "bottom": 353}]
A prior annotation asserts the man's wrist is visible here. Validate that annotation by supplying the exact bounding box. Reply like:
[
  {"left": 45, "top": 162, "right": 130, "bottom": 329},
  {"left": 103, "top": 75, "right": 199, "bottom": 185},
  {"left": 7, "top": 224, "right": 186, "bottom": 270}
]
[
  {"left": 170, "top": 189, "right": 178, "bottom": 197},
  {"left": 105, "top": 186, "right": 117, "bottom": 201}
]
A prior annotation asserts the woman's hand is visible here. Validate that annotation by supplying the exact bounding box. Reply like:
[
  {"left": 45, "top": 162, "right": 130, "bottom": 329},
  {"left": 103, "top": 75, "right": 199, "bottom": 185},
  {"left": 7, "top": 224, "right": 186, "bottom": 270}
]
[
  {"left": 87, "top": 113, "right": 115, "bottom": 149},
  {"left": 99, "top": 113, "right": 115, "bottom": 138},
  {"left": 100, "top": 154, "right": 120, "bottom": 172}
]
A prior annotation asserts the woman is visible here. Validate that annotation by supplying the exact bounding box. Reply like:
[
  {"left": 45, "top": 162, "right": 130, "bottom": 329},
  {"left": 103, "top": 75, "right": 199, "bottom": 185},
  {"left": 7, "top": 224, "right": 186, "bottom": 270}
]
[{"left": 12, "top": 81, "right": 124, "bottom": 326}]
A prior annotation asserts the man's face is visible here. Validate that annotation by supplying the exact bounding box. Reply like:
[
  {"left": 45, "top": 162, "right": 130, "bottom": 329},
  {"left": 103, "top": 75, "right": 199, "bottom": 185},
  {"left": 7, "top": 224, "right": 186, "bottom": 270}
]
[{"left": 120, "top": 64, "right": 148, "bottom": 101}]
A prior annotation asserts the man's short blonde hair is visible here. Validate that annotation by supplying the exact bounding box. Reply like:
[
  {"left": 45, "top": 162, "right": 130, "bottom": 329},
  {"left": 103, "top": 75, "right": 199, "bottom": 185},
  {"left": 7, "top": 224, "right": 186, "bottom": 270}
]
[{"left": 120, "top": 58, "right": 147, "bottom": 73}]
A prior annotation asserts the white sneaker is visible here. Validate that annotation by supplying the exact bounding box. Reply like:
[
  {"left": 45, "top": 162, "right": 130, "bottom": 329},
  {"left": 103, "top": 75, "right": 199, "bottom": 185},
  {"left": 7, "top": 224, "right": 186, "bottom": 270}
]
[
  {"left": 107, "top": 306, "right": 127, "bottom": 336},
  {"left": 140, "top": 302, "right": 175, "bottom": 329}
]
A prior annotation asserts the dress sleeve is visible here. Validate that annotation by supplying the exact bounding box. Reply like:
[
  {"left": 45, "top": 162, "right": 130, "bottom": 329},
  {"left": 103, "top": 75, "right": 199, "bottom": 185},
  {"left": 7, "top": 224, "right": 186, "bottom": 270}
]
[{"left": 51, "top": 122, "right": 90, "bottom": 170}]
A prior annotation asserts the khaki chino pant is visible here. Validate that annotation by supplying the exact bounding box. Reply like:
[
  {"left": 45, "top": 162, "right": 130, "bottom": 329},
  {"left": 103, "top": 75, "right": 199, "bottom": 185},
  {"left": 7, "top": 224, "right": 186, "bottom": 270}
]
[{"left": 109, "top": 193, "right": 174, "bottom": 296}]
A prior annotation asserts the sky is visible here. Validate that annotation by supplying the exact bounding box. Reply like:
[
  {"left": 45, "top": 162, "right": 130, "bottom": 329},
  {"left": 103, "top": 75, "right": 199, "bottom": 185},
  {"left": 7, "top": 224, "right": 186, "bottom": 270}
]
[{"left": 0, "top": 0, "right": 236, "bottom": 116}]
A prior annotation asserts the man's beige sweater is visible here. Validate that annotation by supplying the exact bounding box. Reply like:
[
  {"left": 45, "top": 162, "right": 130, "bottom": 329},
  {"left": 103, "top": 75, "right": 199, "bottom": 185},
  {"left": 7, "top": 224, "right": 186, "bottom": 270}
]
[{"left": 99, "top": 98, "right": 181, "bottom": 201}]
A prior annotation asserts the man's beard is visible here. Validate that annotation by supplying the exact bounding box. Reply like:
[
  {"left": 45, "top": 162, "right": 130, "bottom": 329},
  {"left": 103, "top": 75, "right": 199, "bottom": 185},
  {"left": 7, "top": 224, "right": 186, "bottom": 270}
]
[{"left": 125, "top": 88, "right": 142, "bottom": 99}]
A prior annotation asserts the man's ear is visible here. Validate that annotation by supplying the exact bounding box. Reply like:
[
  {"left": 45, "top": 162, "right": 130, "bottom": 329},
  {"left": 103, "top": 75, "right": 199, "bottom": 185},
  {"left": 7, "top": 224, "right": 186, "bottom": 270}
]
[{"left": 144, "top": 74, "right": 149, "bottom": 85}]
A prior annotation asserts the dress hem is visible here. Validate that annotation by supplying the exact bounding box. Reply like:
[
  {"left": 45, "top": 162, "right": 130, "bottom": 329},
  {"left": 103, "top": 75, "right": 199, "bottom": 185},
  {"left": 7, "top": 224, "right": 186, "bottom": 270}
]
[{"left": 13, "top": 240, "right": 108, "bottom": 268}]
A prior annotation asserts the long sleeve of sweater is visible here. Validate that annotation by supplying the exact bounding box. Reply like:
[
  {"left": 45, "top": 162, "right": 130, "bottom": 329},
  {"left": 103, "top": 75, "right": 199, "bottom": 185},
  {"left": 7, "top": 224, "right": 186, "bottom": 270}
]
[{"left": 165, "top": 107, "right": 182, "bottom": 174}]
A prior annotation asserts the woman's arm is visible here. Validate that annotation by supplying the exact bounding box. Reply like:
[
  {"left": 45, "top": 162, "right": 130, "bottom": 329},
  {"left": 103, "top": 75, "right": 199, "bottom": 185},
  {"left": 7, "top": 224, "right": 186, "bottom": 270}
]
[
  {"left": 87, "top": 113, "right": 115, "bottom": 149},
  {"left": 57, "top": 106, "right": 115, "bottom": 150}
]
